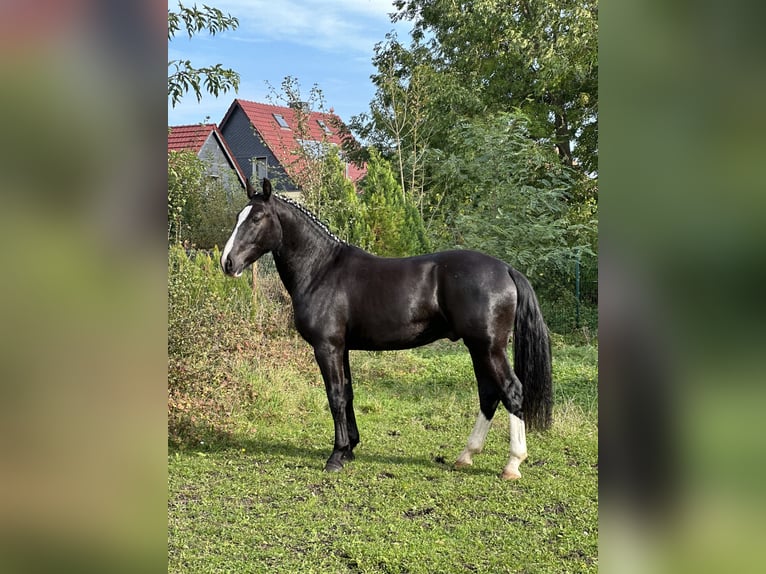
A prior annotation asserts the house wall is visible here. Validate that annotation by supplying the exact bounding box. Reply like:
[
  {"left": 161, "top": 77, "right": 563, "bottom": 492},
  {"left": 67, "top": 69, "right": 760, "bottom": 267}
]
[
  {"left": 197, "top": 135, "right": 245, "bottom": 200},
  {"left": 220, "top": 106, "right": 297, "bottom": 192}
]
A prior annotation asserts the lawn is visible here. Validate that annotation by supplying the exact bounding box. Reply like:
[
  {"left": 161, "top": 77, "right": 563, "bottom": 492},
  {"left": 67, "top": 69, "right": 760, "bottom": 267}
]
[{"left": 168, "top": 337, "right": 597, "bottom": 573}]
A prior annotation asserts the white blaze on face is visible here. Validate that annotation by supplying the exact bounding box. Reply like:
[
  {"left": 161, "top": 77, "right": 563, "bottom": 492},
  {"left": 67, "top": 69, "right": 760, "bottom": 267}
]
[{"left": 221, "top": 205, "right": 252, "bottom": 277}]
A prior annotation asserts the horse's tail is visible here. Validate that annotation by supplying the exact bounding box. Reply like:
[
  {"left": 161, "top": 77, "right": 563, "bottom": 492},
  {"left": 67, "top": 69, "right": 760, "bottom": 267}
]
[{"left": 508, "top": 266, "right": 553, "bottom": 431}]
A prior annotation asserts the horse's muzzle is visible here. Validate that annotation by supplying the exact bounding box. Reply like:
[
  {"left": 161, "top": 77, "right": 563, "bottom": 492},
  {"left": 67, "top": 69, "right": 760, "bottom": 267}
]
[{"left": 222, "top": 254, "right": 236, "bottom": 276}]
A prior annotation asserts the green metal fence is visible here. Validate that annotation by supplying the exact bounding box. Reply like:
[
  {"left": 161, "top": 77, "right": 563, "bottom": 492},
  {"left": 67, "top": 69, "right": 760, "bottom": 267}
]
[{"left": 539, "top": 256, "right": 598, "bottom": 336}]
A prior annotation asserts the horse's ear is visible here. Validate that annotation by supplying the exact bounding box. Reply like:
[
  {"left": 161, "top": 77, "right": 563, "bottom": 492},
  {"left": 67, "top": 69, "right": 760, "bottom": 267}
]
[
  {"left": 262, "top": 178, "right": 272, "bottom": 200},
  {"left": 246, "top": 178, "right": 257, "bottom": 199}
]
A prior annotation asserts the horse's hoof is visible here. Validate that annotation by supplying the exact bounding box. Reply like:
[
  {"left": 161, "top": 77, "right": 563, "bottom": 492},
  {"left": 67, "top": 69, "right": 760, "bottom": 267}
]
[
  {"left": 500, "top": 468, "right": 522, "bottom": 480},
  {"left": 454, "top": 458, "right": 473, "bottom": 469},
  {"left": 324, "top": 452, "right": 352, "bottom": 472}
]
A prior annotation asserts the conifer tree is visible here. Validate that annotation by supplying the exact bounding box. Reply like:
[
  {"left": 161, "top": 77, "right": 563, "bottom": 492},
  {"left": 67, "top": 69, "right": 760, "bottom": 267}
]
[{"left": 360, "top": 149, "right": 429, "bottom": 256}]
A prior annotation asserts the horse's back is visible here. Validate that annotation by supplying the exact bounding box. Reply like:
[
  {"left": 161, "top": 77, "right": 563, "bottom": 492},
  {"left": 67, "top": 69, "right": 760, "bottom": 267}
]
[{"left": 339, "top": 248, "right": 517, "bottom": 348}]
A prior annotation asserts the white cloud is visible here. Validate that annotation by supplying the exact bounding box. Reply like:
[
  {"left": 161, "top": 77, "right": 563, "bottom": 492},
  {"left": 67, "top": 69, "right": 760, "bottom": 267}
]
[{"left": 208, "top": 0, "right": 405, "bottom": 54}]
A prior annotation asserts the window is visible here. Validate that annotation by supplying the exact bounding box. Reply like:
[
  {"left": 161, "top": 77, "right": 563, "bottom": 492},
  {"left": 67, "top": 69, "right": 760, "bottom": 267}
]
[
  {"left": 252, "top": 157, "right": 268, "bottom": 181},
  {"left": 317, "top": 119, "right": 332, "bottom": 134},
  {"left": 297, "top": 139, "right": 329, "bottom": 158},
  {"left": 273, "top": 113, "right": 290, "bottom": 129}
]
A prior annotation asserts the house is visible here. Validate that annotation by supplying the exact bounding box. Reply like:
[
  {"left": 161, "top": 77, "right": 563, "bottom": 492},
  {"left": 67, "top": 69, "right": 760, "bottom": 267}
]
[
  {"left": 167, "top": 123, "right": 247, "bottom": 193},
  {"left": 218, "top": 99, "right": 366, "bottom": 196}
]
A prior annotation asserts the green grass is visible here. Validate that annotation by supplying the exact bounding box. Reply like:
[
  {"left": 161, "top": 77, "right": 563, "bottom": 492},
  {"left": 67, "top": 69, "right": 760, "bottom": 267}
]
[{"left": 168, "top": 338, "right": 597, "bottom": 573}]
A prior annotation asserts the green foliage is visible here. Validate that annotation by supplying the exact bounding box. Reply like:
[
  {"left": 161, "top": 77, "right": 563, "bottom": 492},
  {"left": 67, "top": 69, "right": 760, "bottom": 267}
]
[
  {"left": 183, "top": 170, "right": 242, "bottom": 250},
  {"left": 356, "top": 36, "right": 443, "bottom": 206},
  {"left": 168, "top": 150, "right": 241, "bottom": 249},
  {"left": 360, "top": 149, "right": 430, "bottom": 256},
  {"left": 168, "top": 246, "right": 307, "bottom": 446},
  {"left": 168, "top": 2, "right": 240, "bottom": 107},
  {"left": 430, "top": 111, "right": 596, "bottom": 278},
  {"left": 167, "top": 150, "right": 205, "bottom": 244},
  {"left": 264, "top": 76, "right": 431, "bottom": 258},
  {"left": 168, "top": 244, "right": 255, "bottom": 444},
  {"left": 348, "top": 3, "right": 599, "bottom": 332},
  {"left": 392, "top": 0, "right": 598, "bottom": 174},
  {"left": 315, "top": 151, "right": 371, "bottom": 248},
  {"left": 167, "top": 3, "right": 239, "bottom": 39}
]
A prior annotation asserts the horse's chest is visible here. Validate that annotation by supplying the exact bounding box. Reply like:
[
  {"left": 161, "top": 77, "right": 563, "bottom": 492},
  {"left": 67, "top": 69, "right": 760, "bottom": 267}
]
[{"left": 291, "top": 292, "right": 348, "bottom": 342}]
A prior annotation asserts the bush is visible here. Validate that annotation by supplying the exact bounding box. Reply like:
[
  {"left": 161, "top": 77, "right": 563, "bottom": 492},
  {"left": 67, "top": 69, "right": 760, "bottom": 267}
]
[
  {"left": 168, "top": 245, "right": 319, "bottom": 448},
  {"left": 168, "top": 245, "right": 254, "bottom": 445}
]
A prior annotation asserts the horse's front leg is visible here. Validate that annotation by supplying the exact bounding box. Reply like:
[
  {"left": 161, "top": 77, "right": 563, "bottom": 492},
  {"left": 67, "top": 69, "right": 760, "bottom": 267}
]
[
  {"left": 343, "top": 349, "right": 360, "bottom": 451},
  {"left": 314, "top": 342, "right": 354, "bottom": 472}
]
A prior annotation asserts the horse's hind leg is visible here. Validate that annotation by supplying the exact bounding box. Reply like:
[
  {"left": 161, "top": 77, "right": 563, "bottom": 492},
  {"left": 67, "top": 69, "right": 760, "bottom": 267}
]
[
  {"left": 502, "top": 409, "right": 528, "bottom": 480},
  {"left": 460, "top": 340, "right": 528, "bottom": 479},
  {"left": 494, "top": 357, "right": 528, "bottom": 480},
  {"left": 455, "top": 384, "right": 499, "bottom": 469}
]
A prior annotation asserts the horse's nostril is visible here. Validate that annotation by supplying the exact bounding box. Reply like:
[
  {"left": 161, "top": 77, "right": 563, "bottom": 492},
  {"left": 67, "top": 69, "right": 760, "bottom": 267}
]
[{"left": 224, "top": 256, "right": 233, "bottom": 274}]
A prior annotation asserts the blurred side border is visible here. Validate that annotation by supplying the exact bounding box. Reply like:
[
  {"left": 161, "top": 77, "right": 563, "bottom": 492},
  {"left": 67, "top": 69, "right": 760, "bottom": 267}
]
[
  {"left": 601, "top": 0, "right": 766, "bottom": 572},
  {"left": 0, "top": 1, "right": 167, "bottom": 572}
]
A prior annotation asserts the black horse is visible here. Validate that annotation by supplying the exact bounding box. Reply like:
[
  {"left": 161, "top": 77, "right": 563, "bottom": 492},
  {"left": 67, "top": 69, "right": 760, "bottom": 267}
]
[{"left": 221, "top": 179, "right": 552, "bottom": 479}]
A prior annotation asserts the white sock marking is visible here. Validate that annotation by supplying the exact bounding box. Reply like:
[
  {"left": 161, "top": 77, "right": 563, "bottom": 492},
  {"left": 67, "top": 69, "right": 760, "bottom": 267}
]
[
  {"left": 467, "top": 412, "right": 492, "bottom": 452},
  {"left": 456, "top": 412, "right": 493, "bottom": 467},
  {"left": 509, "top": 413, "right": 527, "bottom": 460},
  {"left": 502, "top": 413, "right": 528, "bottom": 479},
  {"left": 221, "top": 205, "right": 252, "bottom": 275}
]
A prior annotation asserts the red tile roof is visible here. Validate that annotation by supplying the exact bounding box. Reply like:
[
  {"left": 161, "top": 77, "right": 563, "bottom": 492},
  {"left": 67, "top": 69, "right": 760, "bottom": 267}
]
[
  {"left": 167, "top": 123, "right": 216, "bottom": 153},
  {"left": 168, "top": 124, "right": 246, "bottom": 188},
  {"left": 222, "top": 99, "right": 366, "bottom": 184}
]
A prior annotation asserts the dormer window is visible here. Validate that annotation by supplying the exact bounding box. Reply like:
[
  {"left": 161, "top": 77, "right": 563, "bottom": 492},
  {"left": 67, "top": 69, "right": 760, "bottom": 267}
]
[
  {"left": 317, "top": 119, "right": 332, "bottom": 134},
  {"left": 273, "top": 113, "right": 290, "bottom": 129}
]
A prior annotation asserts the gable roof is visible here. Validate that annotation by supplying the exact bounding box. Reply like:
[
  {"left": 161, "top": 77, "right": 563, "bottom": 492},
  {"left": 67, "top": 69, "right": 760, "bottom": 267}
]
[
  {"left": 167, "top": 123, "right": 216, "bottom": 153},
  {"left": 220, "top": 99, "right": 366, "bottom": 184},
  {"left": 168, "top": 123, "right": 246, "bottom": 188}
]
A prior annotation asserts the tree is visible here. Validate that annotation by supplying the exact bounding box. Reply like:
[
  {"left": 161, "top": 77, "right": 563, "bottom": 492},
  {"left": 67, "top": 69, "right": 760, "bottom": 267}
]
[
  {"left": 430, "top": 111, "right": 596, "bottom": 284},
  {"left": 317, "top": 152, "right": 370, "bottom": 249},
  {"left": 364, "top": 35, "right": 435, "bottom": 207},
  {"left": 392, "top": 0, "right": 598, "bottom": 175},
  {"left": 168, "top": 3, "right": 240, "bottom": 107},
  {"left": 349, "top": 34, "right": 479, "bottom": 233},
  {"left": 360, "top": 149, "right": 430, "bottom": 257},
  {"left": 264, "top": 77, "right": 334, "bottom": 215},
  {"left": 263, "top": 78, "right": 430, "bottom": 257},
  {"left": 183, "top": 170, "right": 241, "bottom": 250}
]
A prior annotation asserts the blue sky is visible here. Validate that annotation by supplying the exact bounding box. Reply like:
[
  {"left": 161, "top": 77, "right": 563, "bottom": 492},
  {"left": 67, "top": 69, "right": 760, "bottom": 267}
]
[{"left": 168, "top": 0, "right": 412, "bottom": 127}]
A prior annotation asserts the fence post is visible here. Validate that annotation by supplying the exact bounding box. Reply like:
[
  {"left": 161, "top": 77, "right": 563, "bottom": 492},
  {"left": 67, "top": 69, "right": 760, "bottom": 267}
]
[
  {"left": 575, "top": 253, "right": 581, "bottom": 329},
  {"left": 252, "top": 261, "right": 258, "bottom": 315}
]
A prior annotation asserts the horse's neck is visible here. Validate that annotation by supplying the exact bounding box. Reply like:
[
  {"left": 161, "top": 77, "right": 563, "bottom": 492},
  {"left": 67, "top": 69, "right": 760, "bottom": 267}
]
[{"left": 271, "top": 200, "right": 342, "bottom": 297}]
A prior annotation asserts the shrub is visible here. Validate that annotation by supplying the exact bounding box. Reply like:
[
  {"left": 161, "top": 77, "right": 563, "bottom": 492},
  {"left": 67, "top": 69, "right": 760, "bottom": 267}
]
[
  {"left": 168, "top": 245, "right": 319, "bottom": 447},
  {"left": 168, "top": 245, "right": 254, "bottom": 445}
]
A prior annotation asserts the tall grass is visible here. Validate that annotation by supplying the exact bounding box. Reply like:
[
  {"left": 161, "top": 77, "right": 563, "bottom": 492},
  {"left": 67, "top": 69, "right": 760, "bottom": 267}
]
[{"left": 168, "top": 245, "right": 312, "bottom": 447}]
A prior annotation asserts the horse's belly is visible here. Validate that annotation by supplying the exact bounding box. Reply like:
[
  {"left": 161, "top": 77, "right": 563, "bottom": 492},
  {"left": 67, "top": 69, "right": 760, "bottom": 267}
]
[{"left": 346, "top": 315, "right": 450, "bottom": 351}]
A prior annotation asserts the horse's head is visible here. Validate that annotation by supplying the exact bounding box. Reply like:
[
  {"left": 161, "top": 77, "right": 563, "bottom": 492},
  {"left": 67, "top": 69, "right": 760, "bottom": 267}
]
[{"left": 221, "top": 178, "right": 283, "bottom": 277}]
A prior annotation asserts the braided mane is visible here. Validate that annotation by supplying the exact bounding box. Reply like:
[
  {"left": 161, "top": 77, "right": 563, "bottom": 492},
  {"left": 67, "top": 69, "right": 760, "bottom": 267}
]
[{"left": 273, "top": 193, "right": 347, "bottom": 245}]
